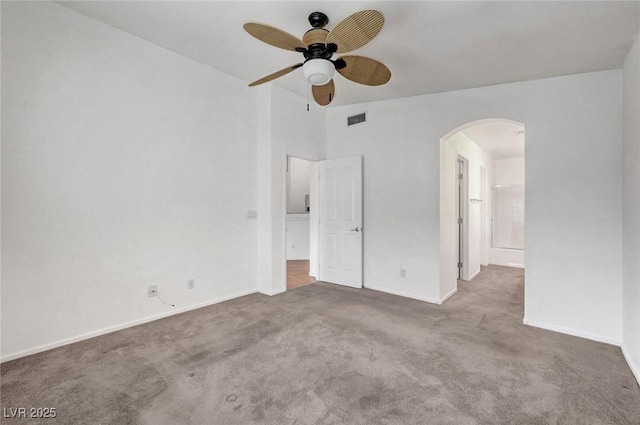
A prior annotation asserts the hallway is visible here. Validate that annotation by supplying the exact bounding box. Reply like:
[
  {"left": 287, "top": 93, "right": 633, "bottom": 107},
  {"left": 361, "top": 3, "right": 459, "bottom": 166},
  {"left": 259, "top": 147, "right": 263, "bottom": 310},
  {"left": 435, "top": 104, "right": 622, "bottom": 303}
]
[{"left": 286, "top": 260, "right": 315, "bottom": 290}]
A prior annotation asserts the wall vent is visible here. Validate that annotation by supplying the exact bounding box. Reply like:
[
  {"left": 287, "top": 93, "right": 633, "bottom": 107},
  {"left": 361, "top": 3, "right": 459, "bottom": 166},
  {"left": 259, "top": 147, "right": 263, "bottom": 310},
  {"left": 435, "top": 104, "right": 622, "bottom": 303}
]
[{"left": 347, "top": 112, "right": 366, "bottom": 126}]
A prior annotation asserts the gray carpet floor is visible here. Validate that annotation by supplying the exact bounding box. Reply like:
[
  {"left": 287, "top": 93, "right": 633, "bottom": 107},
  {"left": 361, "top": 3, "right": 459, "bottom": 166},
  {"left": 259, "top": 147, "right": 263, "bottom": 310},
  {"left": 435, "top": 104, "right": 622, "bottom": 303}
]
[{"left": 2, "top": 265, "right": 639, "bottom": 424}]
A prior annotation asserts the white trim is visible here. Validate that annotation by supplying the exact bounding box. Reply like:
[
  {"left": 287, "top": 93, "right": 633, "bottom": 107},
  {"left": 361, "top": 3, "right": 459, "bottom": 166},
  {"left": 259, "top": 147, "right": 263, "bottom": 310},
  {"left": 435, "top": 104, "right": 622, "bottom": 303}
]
[
  {"left": 440, "top": 118, "right": 525, "bottom": 142},
  {"left": 285, "top": 213, "right": 310, "bottom": 222},
  {"left": 439, "top": 288, "right": 458, "bottom": 305},
  {"left": 621, "top": 343, "right": 640, "bottom": 387},
  {"left": 1, "top": 289, "right": 257, "bottom": 363},
  {"left": 522, "top": 317, "right": 620, "bottom": 346},
  {"left": 489, "top": 261, "right": 525, "bottom": 269},
  {"left": 468, "top": 268, "right": 481, "bottom": 280},
  {"left": 364, "top": 284, "right": 440, "bottom": 304},
  {"left": 259, "top": 289, "right": 286, "bottom": 297},
  {"left": 456, "top": 155, "right": 470, "bottom": 281}
]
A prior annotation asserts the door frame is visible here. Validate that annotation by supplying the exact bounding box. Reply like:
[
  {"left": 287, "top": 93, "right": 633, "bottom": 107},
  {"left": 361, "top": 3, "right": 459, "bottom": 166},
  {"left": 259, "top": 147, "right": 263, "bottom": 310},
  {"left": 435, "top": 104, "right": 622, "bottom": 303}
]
[
  {"left": 456, "top": 155, "right": 470, "bottom": 281},
  {"left": 480, "top": 165, "right": 489, "bottom": 266}
]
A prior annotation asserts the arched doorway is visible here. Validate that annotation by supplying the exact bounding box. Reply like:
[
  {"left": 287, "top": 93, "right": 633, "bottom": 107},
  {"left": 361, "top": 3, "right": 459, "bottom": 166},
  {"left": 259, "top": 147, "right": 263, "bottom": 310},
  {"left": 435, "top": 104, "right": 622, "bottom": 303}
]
[{"left": 440, "top": 119, "right": 525, "bottom": 305}]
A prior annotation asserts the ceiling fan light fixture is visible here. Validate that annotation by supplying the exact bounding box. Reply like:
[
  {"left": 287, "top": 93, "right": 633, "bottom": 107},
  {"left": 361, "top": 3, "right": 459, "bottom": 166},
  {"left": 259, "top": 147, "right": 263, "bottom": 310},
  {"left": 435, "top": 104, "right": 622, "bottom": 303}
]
[
  {"left": 302, "top": 59, "right": 334, "bottom": 86},
  {"left": 244, "top": 9, "right": 390, "bottom": 105}
]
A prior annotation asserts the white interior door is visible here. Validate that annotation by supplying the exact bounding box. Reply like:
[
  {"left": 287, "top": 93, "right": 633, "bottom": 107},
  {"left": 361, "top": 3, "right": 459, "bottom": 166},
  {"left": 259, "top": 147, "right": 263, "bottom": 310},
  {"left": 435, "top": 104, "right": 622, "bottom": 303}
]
[{"left": 318, "top": 156, "right": 363, "bottom": 288}]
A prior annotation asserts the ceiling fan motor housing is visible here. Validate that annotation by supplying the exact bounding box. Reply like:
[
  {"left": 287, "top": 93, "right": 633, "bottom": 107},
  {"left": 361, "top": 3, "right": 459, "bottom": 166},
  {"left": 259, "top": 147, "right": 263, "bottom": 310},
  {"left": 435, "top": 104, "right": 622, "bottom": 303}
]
[
  {"left": 302, "top": 28, "right": 336, "bottom": 62},
  {"left": 303, "top": 28, "right": 329, "bottom": 46}
]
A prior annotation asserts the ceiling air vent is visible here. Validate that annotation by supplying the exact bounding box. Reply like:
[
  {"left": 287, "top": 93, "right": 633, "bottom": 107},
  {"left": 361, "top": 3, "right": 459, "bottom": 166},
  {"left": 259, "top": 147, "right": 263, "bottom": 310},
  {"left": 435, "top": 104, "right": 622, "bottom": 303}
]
[{"left": 347, "top": 112, "right": 366, "bottom": 127}]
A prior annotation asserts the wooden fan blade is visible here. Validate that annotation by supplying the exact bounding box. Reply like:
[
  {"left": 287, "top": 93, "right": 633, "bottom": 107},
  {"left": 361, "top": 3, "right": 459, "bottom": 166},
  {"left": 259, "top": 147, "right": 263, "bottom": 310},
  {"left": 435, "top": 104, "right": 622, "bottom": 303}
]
[
  {"left": 312, "top": 80, "right": 335, "bottom": 106},
  {"left": 326, "top": 10, "right": 384, "bottom": 53},
  {"left": 244, "top": 22, "right": 305, "bottom": 51},
  {"left": 248, "top": 63, "right": 303, "bottom": 87},
  {"left": 336, "top": 55, "right": 391, "bottom": 86}
]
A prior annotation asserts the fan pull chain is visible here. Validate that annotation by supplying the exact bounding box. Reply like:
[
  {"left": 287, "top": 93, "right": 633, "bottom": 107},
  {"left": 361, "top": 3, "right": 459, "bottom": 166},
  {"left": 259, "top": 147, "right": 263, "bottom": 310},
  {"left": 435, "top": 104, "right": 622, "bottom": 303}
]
[{"left": 307, "top": 81, "right": 310, "bottom": 112}]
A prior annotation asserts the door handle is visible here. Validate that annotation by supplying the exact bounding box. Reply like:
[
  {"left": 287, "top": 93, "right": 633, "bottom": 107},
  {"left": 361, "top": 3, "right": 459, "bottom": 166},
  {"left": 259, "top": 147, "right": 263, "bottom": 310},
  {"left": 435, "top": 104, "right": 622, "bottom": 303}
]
[{"left": 350, "top": 227, "right": 363, "bottom": 232}]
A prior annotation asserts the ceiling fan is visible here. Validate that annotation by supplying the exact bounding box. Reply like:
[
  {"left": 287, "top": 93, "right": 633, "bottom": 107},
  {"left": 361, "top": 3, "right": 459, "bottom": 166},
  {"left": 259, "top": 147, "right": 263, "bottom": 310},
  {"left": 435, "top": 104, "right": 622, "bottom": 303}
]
[{"left": 243, "top": 10, "right": 391, "bottom": 106}]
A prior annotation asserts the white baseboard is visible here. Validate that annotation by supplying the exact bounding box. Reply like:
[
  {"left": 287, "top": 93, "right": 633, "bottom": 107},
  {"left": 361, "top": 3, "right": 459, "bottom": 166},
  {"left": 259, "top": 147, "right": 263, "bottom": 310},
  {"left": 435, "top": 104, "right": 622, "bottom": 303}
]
[
  {"left": 468, "top": 269, "right": 481, "bottom": 280},
  {"left": 1, "top": 289, "right": 257, "bottom": 363},
  {"left": 522, "top": 317, "right": 620, "bottom": 346},
  {"left": 439, "top": 288, "right": 458, "bottom": 305},
  {"left": 364, "top": 284, "right": 440, "bottom": 304},
  {"left": 621, "top": 343, "right": 640, "bottom": 387},
  {"left": 489, "top": 262, "right": 525, "bottom": 269},
  {"left": 259, "top": 288, "right": 286, "bottom": 296}
]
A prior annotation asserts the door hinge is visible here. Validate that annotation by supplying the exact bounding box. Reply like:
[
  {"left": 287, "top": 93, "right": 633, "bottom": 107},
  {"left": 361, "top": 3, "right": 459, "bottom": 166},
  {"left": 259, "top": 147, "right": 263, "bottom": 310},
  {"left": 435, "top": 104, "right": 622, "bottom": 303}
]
[
  {"left": 458, "top": 173, "right": 463, "bottom": 180},
  {"left": 457, "top": 218, "right": 463, "bottom": 224},
  {"left": 457, "top": 262, "right": 463, "bottom": 269}
]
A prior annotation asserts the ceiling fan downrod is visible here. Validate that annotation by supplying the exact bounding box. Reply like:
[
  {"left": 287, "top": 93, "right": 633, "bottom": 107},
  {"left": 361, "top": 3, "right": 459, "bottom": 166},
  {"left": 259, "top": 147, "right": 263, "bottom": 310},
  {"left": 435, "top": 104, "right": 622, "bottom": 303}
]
[{"left": 299, "top": 12, "right": 336, "bottom": 62}]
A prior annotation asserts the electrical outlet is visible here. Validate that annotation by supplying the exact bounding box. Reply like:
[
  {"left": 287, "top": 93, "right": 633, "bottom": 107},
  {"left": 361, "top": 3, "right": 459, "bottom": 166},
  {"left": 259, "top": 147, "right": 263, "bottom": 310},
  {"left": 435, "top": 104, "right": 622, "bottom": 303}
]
[
  {"left": 400, "top": 269, "right": 407, "bottom": 278},
  {"left": 148, "top": 285, "right": 158, "bottom": 297},
  {"left": 188, "top": 279, "right": 195, "bottom": 289}
]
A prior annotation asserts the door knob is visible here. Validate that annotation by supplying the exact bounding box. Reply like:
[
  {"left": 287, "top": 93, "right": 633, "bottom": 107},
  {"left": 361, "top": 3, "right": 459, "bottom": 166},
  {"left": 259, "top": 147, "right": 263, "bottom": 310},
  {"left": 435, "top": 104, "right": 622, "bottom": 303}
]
[{"left": 350, "top": 227, "right": 362, "bottom": 232}]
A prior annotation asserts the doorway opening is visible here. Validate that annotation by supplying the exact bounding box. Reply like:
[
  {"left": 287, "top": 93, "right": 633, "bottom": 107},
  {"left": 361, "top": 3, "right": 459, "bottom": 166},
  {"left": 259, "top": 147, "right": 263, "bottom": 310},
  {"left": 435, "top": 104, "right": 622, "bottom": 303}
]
[
  {"left": 286, "top": 156, "right": 316, "bottom": 290},
  {"left": 282, "top": 155, "right": 364, "bottom": 292},
  {"left": 440, "top": 119, "right": 525, "bottom": 303}
]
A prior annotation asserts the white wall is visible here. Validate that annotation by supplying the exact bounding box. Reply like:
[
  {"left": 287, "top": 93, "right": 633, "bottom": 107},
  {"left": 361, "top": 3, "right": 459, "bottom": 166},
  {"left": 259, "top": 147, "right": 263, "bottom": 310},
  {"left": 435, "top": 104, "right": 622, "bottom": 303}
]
[
  {"left": 1, "top": 1, "right": 325, "bottom": 360},
  {"left": 440, "top": 139, "right": 459, "bottom": 300},
  {"left": 287, "top": 157, "right": 311, "bottom": 213},
  {"left": 285, "top": 214, "right": 310, "bottom": 260},
  {"left": 327, "top": 70, "right": 623, "bottom": 344},
  {"left": 441, "top": 132, "right": 493, "bottom": 286},
  {"left": 622, "top": 33, "right": 640, "bottom": 384},
  {"left": 0, "top": 0, "right": 3, "bottom": 361},
  {"left": 490, "top": 157, "right": 525, "bottom": 268},
  {"left": 255, "top": 85, "right": 325, "bottom": 295},
  {"left": 494, "top": 157, "right": 525, "bottom": 185},
  {"left": 1, "top": 2, "right": 259, "bottom": 360},
  {"left": 286, "top": 158, "right": 312, "bottom": 262},
  {"left": 309, "top": 162, "right": 319, "bottom": 278}
]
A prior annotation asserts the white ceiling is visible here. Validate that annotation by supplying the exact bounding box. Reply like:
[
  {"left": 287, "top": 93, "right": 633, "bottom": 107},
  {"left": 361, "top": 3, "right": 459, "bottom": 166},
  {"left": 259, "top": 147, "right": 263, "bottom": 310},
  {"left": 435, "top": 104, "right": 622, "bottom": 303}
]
[
  {"left": 57, "top": 1, "right": 640, "bottom": 107},
  {"left": 461, "top": 121, "right": 524, "bottom": 160}
]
